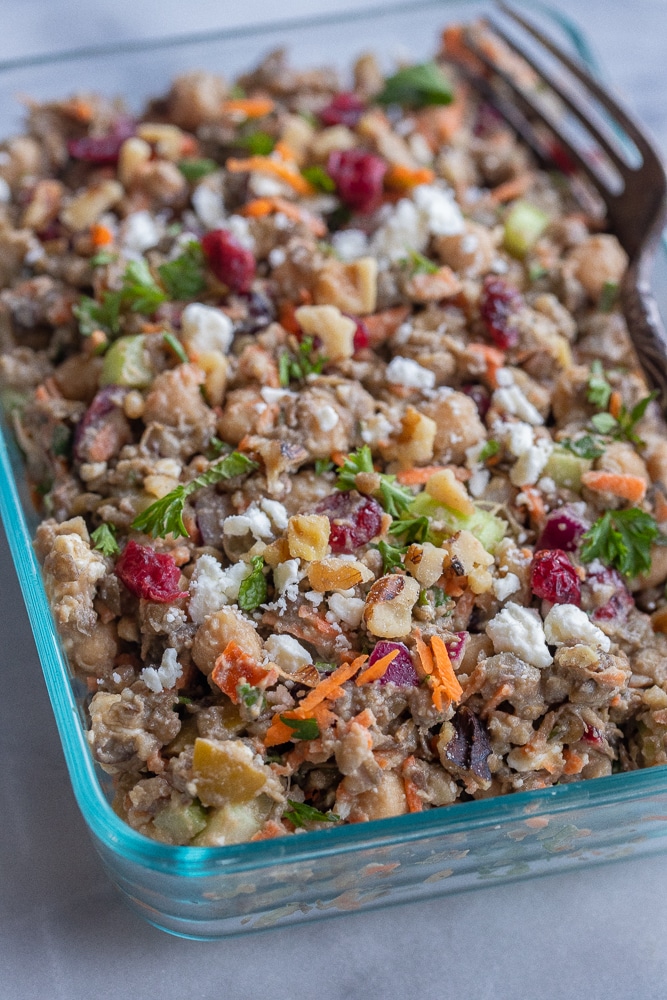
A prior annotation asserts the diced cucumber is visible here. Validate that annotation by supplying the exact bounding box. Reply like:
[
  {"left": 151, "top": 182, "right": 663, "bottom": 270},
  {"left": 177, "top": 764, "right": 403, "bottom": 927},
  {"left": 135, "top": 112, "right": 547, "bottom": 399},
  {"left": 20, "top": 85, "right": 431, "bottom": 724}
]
[
  {"left": 153, "top": 801, "right": 208, "bottom": 844},
  {"left": 101, "top": 334, "right": 153, "bottom": 388},
  {"left": 193, "top": 795, "right": 273, "bottom": 847},
  {"left": 409, "top": 493, "right": 507, "bottom": 553},
  {"left": 544, "top": 447, "right": 592, "bottom": 492},
  {"left": 503, "top": 201, "right": 549, "bottom": 259}
]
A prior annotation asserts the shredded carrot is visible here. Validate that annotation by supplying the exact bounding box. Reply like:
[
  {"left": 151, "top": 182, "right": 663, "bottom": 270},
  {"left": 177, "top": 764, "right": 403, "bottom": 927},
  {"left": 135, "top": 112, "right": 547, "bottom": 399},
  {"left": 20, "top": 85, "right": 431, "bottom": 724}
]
[
  {"left": 295, "top": 655, "right": 368, "bottom": 716},
  {"left": 240, "top": 196, "right": 326, "bottom": 236},
  {"left": 278, "top": 301, "right": 300, "bottom": 334},
  {"left": 220, "top": 97, "right": 275, "bottom": 118},
  {"left": 488, "top": 172, "right": 534, "bottom": 204},
  {"left": 414, "top": 635, "right": 434, "bottom": 678},
  {"left": 655, "top": 491, "right": 667, "bottom": 523},
  {"left": 608, "top": 390, "right": 623, "bottom": 420},
  {"left": 384, "top": 163, "right": 436, "bottom": 191},
  {"left": 356, "top": 649, "right": 399, "bottom": 686},
  {"left": 518, "top": 485, "right": 546, "bottom": 525},
  {"left": 402, "top": 756, "right": 424, "bottom": 813},
  {"left": 467, "top": 343, "right": 506, "bottom": 389},
  {"left": 249, "top": 820, "right": 287, "bottom": 841},
  {"left": 65, "top": 97, "right": 94, "bottom": 123},
  {"left": 580, "top": 470, "right": 647, "bottom": 504},
  {"left": 331, "top": 450, "right": 348, "bottom": 467},
  {"left": 273, "top": 139, "right": 297, "bottom": 161},
  {"left": 430, "top": 634, "right": 463, "bottom": 706},
  {"left": 441, "top": 24, "right": 484, "bottom": 73},
  {"left": 352, "top": 709, "right": 375, "bottom": 728},
  {"left": 210, "top": 641, "right": 272, "bottom": 703},
  {"left": 443, "top": 577, "right": 466, "bottom": 598},
  {"left": 396, "top": 465, "right": 447, "bottom": 486},
  {"left": 562, "top": 749, "right": 586, "bottom": 775},
  {"left": 90, "top": 222, "right": 113, "bottom": 248},
  {"left": 227, "top": 155, "right": 314, "bottom": 196},
  {"left": 263, "top": 717, "right": 299, "bottom": 748}
]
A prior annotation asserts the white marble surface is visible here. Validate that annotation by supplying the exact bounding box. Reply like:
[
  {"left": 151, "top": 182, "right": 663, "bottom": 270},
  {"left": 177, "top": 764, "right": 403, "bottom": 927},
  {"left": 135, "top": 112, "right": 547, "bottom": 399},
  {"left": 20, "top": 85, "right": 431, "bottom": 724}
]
[{"left": 2, "top": 2, "right": 667, "bottom": 997}]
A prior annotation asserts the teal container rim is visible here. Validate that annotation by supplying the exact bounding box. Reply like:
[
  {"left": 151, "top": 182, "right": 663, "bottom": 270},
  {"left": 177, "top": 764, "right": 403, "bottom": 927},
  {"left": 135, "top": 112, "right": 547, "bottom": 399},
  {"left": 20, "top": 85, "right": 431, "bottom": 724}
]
[{"left": 0, "top": 0, "right": 662, "bottom": 880}]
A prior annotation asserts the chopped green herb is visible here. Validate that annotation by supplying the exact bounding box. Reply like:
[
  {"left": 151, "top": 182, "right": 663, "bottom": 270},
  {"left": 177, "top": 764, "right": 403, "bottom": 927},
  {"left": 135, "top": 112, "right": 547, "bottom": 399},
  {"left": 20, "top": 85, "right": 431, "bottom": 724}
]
[
  {"left": 91, "top": 522, "right": 120, "bottom": 557},
  {"left": 388, "top": 515, "right": 429, "bottom": 544},
  {"left": 590, "top": 391, "right": 658, "bottom": 447},
  {"left": 590, "top": 412, "right": 617, "bottom": 435},
  {"left": 561, "top": 434, "right": 606, "bottom": 459},
  {"left": 283, "top": 799, "right": 339, "bottom": 828},
  {"left": 73, "top": 290, "right": 123, "bottom": 337},
  {"left": 314, "top": 661, "right": 335, "bottom": 672},
  {"left": 418, "top": 588, "right": 429, "bottom": 606},
  {"left": 478, "top": 439, "right": 500, "bottom": 463},
  {"left": 89, "top": 250, "right": 116, "bottom": 267},
  {"left": 376, "top": 61, "right": 453, "bottom": 109},
  {"left": 374, "top": 539, "right": 407, "bottom": 573},
  {"left": 131, "top": 451, "right": 257, "bottom": 539},
  {"left": 237, "top": 682, "right": 264, "bottom": 709},
  {"left": 599, "top": 280, "right": 619, "bottom": 312},
  {"left": 51, "top": 423, "right": 72, "bottom": 457},
  {"left": 162, "top": 331, "right": 189, "bottom": 364},
  {"left": 336, "top": 446, "right": 413, "bottom": 518},
  {"left": 586, "top": 360, "right": 613, "bottom": 410},
  {"left": 336, "top": 445, "right": 374, "bottom": 490},
  {"left": 207, "top": 435, "right": 227, "bottom": 456},
  {"left": 528, "top": 262, "right": 548, "bottom": 282},
  {"left": 278, "top": 336, "right": 327, "bottom": 385},
  {"left": 158, "top": 240, "right": 206, "bottom": 300},
  {"left": 237, "top": 556, "right": 268, "bottom": 612},
  {"left": 403, "top": 249, "right": 439, "bottom": 274},
  {"left": 178, "top": 157, "right": 218, "bottom": 182},
  {"left": 377, "top": 477, "right": 414, "bottom": 518},
  {"left": 315, "top": 458, "right": 335, "bottom": 475},
  {"left": 301, "top": 164, "right": 335, "bottom": 192},
  {"left": 431, "top": 586, "right": 449, "bottom": 608},
  {"left": 280, "top": 716, "right": 320, "bottom": 741},
  {"left": 121, "top": 259, "right": 167, "bottom": 314},
  {"left": 580, "top": 509, "right": 663, "bottom": 578},
  {"left": 177, "top": 695, "right": 193, "bottom": 705},
  {"left": 237, "top": 130, "right": 275, "bottom": 155}
]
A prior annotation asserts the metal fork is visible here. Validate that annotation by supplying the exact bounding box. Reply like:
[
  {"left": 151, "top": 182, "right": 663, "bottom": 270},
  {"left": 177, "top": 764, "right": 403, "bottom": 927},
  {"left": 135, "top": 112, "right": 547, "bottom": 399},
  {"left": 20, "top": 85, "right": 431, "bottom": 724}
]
[{"left": 449, "top": 1, "right": 667, "bottom": 408}]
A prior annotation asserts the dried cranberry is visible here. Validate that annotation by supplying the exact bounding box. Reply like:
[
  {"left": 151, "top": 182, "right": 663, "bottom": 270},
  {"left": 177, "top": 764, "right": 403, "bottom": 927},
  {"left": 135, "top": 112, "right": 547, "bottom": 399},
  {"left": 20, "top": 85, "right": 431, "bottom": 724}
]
[
  {"left": 536, "top": 506, "right": 589, "bottom": 553},
  {"left": 326, "top": 148, "right": 388, "bottom": 214},
  {"left": 201, "top": 229, "right": 256, "bottom": 294},
  {"left": 352, "top": 318, "right": 370, "bottom": 352},
  {"left": 446, "top": 632, "right": 469, "bottom": 666},
  {"left": 67, "top": 116, "right": 135, "bottom": 165},
  {"left": 461, "top": 383, "right": 490, "bottom": 420},
  {"left": 319, "top": 92, "right": 366, "bottom": 128},
  {"left": 115, "top": 540, "right": 183, "bottom": 603},
  {"left": 314, "top": 490, "right": 383, "bottom": 552},
  {"left": 548, "top": 139, "right": 577, "bottom": 176},
  {"left": 587, "top": 565, "right": 634, "bottom": 621},
  {"left": 531, "top": 549, "right": 581, "bottom": 606},
  {"left": 479, "top": 275, "right": 523, "bottom": 350},
  {"left": 369, "top": 641, "right": 420, "bottom": 687},
  {"left": 582, "top": 724, "right": 604, "bottom": 745}
]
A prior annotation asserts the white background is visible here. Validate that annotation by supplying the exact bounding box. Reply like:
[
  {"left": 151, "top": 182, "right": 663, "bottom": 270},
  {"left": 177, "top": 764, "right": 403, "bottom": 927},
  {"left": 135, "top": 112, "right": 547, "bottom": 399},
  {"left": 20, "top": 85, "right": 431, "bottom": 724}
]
[{"left": 2, "top": 2, "right": 667, "bottom": 998}]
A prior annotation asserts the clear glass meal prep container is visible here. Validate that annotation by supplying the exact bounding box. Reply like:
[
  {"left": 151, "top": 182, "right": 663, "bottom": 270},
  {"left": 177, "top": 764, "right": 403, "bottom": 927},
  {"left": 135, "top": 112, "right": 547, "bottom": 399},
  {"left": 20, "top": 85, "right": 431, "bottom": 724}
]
[{"left": 2, "top": 0, "right": 667, "bottom": 941}]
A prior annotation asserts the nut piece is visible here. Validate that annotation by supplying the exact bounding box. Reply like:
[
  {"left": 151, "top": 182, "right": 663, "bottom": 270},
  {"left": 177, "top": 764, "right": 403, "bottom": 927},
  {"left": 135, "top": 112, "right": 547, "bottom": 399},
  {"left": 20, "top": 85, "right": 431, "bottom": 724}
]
[
  {"left": 118, "top": 137, "right": 152, "bottom": 186},
  {"left": 294, "top": 304, "right": 356, "bottom": 361},
  {"left": 192, "top": 607, "right": 262, "bottom": 675},
  {"left": 443, "top": 530, "right": 494, "bottom": 595},
  {"left": 287, "top": 514, "right": 330, "bottom": 561},
  {"left": 425, "top": 468, "right": 475, "bottom": 516},
  {"left": 314, "top": 258, "right": 378, "bottom": 315},
  {"left": 307, "top": 556, "right": 374, "bottom": 592},
  {"left": 364, "top": 573, "right": 420, "bottom": 638},
  {"left": 567, "top": 234, "right": 628, "bottom": 303},
  {"left": 60, "top": 179, "right": 124, "bottom": 231},
  {"left": 404, "top": 542, "right": 445, "bottom": 588},
  {"left": 136, "top": 122, "right": 185, "bottom": 160},
  {"left": 21, "top": 179, "right": 63, "bottom": 230},
  {"left": 380, "top": 406, "right": 436, "bottom": 468},
  {"left": 352, "top": 770, "right": 408, "bottom": 820},
  {"left": 310, "top": 125, "right": 357, "bottom": 160},
  {"left": 192, "top": 738, "right": 269, "bottom": 807}
]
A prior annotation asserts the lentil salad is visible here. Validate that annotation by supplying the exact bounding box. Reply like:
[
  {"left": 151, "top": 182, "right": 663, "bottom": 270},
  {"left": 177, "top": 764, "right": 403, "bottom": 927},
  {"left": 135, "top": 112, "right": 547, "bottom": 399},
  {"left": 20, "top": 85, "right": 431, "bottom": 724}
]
[{"left": 2, "top": 23, "right": 667, "bottom": 847}]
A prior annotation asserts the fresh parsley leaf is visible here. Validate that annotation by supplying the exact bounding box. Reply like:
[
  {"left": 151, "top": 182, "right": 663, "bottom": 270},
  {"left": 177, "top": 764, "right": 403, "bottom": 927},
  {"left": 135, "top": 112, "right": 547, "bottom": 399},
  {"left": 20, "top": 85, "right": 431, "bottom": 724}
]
[
  {"left": 89, "top": 250, "right": 116, "bottom": 267},
  {"left": 278, "top": 351, "right": 291, "bottom": 388},
  {"left": 580, "top": 509, "right": 663, "bottom": 577},
  {"left": 237, "top": 130, "right": 275, "bottom": 155},
  {"left": 336, "top": 445, "right": 374, "bottom": 490},
  {"left": 528, "top": 262, "right": 548, "bottom": 282},
  {"left": 91, "top": 522, "right": 120, "bottom": 557},
  {"left": 237, "top": 556, "right": 268, "bottom": 612},
  {"left": 388, "top": 515, "right": 429, "bottom": 544},
  {"left": 586, "top": 360, "right": 613, "bottom": 410},
  {"left": 314, "top": 661, "right": 335, "bottom": 672},
  {"left": 377, "top": 476, "right": 414, "bottom": 518},
  {"left": 237, "top": 682, "right": 264, "bottom": 709},
  {"left": 278, "top": 337, "right": 327, "bottom": 386},
  {"left": 336, "top": 446, "right": 413, "bottom": 517},
  {"left": 178, "top": 157, "right": 218, "bottom": 182},
  {"left": 315, "top": 458, "right": 335, "bottom": 475},
  {"left": 431, "top": 585, "right": 450, "bottom": 608},
  {"left": 404, "top": 249, "right": 439, "bottom": 275},
  {"left": 131, "top": 451, "right": 257, "bottom": 539},
  {"left": 121, "top": 259, "right": 167, "bottom": 314},
  {"left": 478, "top": 439, "right": 500, "bottom": 463},
  {"left": 374, "top": 539, "right": 407, "bottom": 573},
  {"left": 162, "top": 331, "right": 189, "bottom": 364},
  {"left": 284, "top": 799, "right": 339, "bottom": 828},
  {"left": 51, "top": 424, "right": 72, "bottom": 457},
  {"left": 590, "top": 412, "right": 617, "bottom": 435},
  {"left": 158, "top": 241, "right": 206, "bottom": 300},
  {"left": 599, "top": 280, "right": 619, "bottom": 312},
  {"left": 590, "top": 391, "right": 658, "bottom": 447},
  {"left": 561, "top": 434, "right": 606, "bottom": 459},
  {"left": 73, "top": 290, "right": 123, "bottom": 337},
  {"left": 376, "top": 61, "right": 453, "bottom": 109},
  {"left": 207, "top": 435, "right": 227, "bottom": 456},
  {"left": 280, "top": 716, "right": 320, "bottom": 741},
  {"left": 301, "top": 164, "right": 335, "bottom": 192}
]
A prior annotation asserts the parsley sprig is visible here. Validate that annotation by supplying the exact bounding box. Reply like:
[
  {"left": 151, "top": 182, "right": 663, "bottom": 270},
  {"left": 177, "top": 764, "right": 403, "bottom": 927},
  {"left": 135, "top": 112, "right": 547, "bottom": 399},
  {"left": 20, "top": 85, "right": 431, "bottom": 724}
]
[
  {"left": 284, "top": 799, "right": 339, "bottom": 828},
  {"left": 131, "top": 451, "right": 257, "bottom": 539},
  {"left": 280, "top": 717, "right": 320, "bottom": 741},
  {"left": 336, "top": 446, "right": 413, "bottom": 518},
  {"left": 388, "top": 515, "right": 429, "bottom": 544},
  {"left": 278, "top": 337, "right": 327, "bottom": 386},
  {"left": 74, "top": 259, "right": 167, "bottom": 338},
  {"left": 374, "top": 539, "right": 407, "bottom": 573},
  {"left": 586, "top": 360, "right": 613, "bottom": 410},
  {"left": 561, "top": 434, "right": 606, "bottom": 460},
  {"left": 590, "top": 391, "right": 658, "bottom": 447},
  {"left": 158, "top": 241, "right": 206, "bottom": 300},
  {"left": 580, "top": 509, "right": 664, "bottom": 578},
  {"left": 376, "top": 61, "right": 453, "bottom": 109},
  {"left": 237, "top": 556, "right": 268, "bottom": 612},
  {"left": 91, "top": 522, "right": 119, "bottom": 556}
]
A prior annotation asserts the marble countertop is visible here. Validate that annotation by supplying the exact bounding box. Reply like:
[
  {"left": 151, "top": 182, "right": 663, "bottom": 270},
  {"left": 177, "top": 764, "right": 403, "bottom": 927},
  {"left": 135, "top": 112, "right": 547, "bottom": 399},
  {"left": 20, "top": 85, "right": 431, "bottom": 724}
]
[{"left": 2, "top": 2, "right": 667, "bottom": 997}]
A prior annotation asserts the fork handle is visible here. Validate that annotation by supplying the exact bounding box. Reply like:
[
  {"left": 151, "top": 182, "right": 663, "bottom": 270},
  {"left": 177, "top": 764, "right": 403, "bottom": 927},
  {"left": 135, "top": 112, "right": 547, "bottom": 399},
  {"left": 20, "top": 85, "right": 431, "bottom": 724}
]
[{"left": 622, "top": 222, "right": 667, "bottom": 413}]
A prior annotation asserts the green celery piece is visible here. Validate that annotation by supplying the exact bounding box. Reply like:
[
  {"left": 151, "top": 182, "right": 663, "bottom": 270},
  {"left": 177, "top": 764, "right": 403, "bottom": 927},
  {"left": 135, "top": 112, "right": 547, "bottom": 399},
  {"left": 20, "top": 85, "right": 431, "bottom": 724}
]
[
  {"left": 503, "top": 201, "right": 549, "bottom": 259},
  {"left": 544, "top": 447, "right": 592, "bottom": 492},
  {"left": 409, "top": 492, "right": 507, "bottom": 553},
  {"left": 178, "top": 158, "right": 218, "bottom": 181},
  {"left": 100, "top": 335, "right": 153, "bottom": 388}
]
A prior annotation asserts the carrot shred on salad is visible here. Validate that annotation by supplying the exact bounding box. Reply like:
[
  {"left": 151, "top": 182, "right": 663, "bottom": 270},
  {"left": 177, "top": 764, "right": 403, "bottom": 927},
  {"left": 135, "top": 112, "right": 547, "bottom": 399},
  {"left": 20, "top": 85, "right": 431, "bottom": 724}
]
[
  {"left": 396, "top": 465, "right": 447, "bottom": 485},
  {"left": 580, "top": 470, "right": 647, "bottom": 504},
  {"left": 384, "top": 163, "right": 436, "bottom": 190},
  {"left": 226, "top": 155, "right": 315, "bottom": 196},
  {"left": 356, "top": 648, "right": 399, "bottom": 685},
  {"left": 220, "top": 97, "right": 275, "bottom": 118},
  {"left": 240, "top": 196, "right": 326, "bottom": 236}
]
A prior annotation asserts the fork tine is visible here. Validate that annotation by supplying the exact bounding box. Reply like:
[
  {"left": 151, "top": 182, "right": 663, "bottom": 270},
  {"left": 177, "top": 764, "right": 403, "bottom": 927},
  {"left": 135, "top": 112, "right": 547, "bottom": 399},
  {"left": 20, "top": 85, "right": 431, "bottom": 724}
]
[
  {"left": 495, "top": 0, "right": 658, "bottom": 167},
  {"left": 484, "top": 15, "right": 633, "bottom": 179}
]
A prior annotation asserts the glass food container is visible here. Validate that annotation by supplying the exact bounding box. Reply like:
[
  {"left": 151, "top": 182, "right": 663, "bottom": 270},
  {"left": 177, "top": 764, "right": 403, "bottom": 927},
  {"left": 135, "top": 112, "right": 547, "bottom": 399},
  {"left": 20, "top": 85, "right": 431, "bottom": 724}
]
[{"left": 2, "top": 0, "right": 666, "bottom": 940}]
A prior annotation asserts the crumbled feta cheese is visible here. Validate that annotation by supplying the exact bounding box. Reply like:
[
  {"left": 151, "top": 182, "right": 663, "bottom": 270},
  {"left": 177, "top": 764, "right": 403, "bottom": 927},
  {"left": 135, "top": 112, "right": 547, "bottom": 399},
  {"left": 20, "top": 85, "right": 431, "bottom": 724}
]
[
  {"left": 260, "top": 386, "right": 295, "bottom": 404},
  {"left": 316, "top": 405, "right": 340, "bottom": 432},
  {"left": 274, "top": 559, "right": 301, "bottom": 600},
  {"left": 304, "top": 590, "right": 324, "bottom": 606},
  {"left": 412, "top": 183, "right": 465, "bottom": 236},
  {"left": 492, "top": 573, "right": 521, "bottom": 601},
  {"left": 0, "top": 177, "right": 10, "bottom": 203},
  {"left": 360, "top": 412, "right": 394, "bottom": 445},
  {"left": 121, "top": 210, "right": 161, "bottom": 255},
  {"left": 386, "top": 355, "right": 436, "bottom": 390},
  {"left": 460, "top": 232, "right": 479, "bottom": 254},
  {"left": 192, "top": 183, "right": 225, "bottom": 228},
  {"left": 544, "top": 604, "right": 611, "bottom": 652},
  {"left": 181, "top": 302, "right": 234, "bottom": 355},
  {"left": 268, "top": 247, "right": 286, "bottom": 268},
  {"left": 371, "top": 198, "right": 428, "bottom": 260},
  {"left": 223, "top": 503, "right": 273, "bottom": 541},
  {"left": 188, "top": 554, "right": 252, "bottom": 623},
  {"left": 259, "top": 498, "right": 289, "bottom": 531},
  {"left": 225, "top": 213, "right": 255, "bottom": 250},
  {"left": 141, "top": 648, "right": 183, "bottom": 693},
  {"left": 492, "top": 384, "right": 544, "bottom": 425},
  {"left": 393, "top": 321, "right": 413, "bottom": 345},
  {"left": 331, "top": 228, "right": 369, "bottom": 261},
  {"left": 504, "top": 421, "right": 534, "bottom": 458},
  {"left": 249, "top": 172, "right": 289, "bottom": 198},
  {"left": 112, "top": 671, "right": 121, "bottom": 684},
  {"left": 537, "top": 476, "right": 557, "bottom": 494},
  {"left": 486, "top": 602, "right": 552, "bottom": 668},
  {"left": 510, "top": 438, "right": 554, "bottom": 487},
  {"left": 468, "top": 467, "right": 490, "bottom": 498},
  {"left": 264, "top": 634, "right": 312, "bottom": 673},
  {"left": 327, "top": 593, "right": 365, "bottom": 627},
  {"left": 495, "top": 367, "right": 514, "bottom": 388},
  {"left": 408, "top": 132, "right": 433, "bottom": 165}
]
